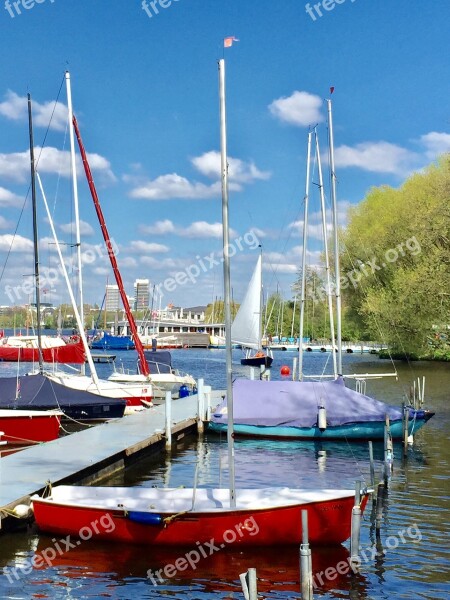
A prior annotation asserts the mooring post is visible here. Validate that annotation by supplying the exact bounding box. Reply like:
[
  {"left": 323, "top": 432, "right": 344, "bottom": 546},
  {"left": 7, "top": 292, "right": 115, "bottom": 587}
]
[
  {"left": 300, "top": 509, "right": 313, "bottom": 599},
  {"left": 239, "top": 568, "right": 258, "bottom": 600},
  {"left": 375, "top": 481, "right": 385, "bottom": 535},
  {"left": 350, "top": 480, "right": 362, "bottom": 567},
  {"left": 249, "top": 367, "right": 255, "bottom": 380},
  {"left": 292, "top": 357, "right": 298, "bottom": 380},
  {"left": 384, "top": 414, "right": 393, "bottom": 483},
  {"left": 403, "top": 404, "right": 409, "bottom": 457},
  {"left": 197, "top": 378, "right": 204, "bottom": 433},
  {"left": 368, "top": 441, "right": 375, "bottom": 490},
  {"left": 165, "top": 391, "right": 172, "bottom": 450}
]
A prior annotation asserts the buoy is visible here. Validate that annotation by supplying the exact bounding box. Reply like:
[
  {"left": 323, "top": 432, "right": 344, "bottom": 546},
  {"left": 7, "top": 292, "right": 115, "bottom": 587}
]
[
  {"left": 179, "top": 384, "right": 190, "bottom": 398},
  {"left": 280, "top": 365, "right": 290, "bottom": 376},
  {"left": 318, "top": 406, "right": 327, "bottom": 431},
  {"left": 12, "top": 504, "right": 32, "bottom": 519}
]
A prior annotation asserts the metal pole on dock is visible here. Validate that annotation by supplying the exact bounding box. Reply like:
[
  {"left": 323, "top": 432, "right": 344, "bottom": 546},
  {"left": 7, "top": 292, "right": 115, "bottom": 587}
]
[
  {"left": 384, "top": 414, "right": 393, "bottom": 483},
  {"left": 239, "top": 567, "right": 258, "bottom": 600},
  {"left": 249, "top": 367, "right": 255, "bottom": 380},
  {"left": 292, "top": 357, "right": 298, "bottom": 381},
  {"left": 368, "top": 441, "right": 375, "bottom": 490},
  {"left": 350, "top": 481, "right": 362, "bottom": 567},
  {"left": 375, "top": 481, "right": 385, "bottom": 535},
  {"left": 403, "top": 404, "right": 409, "bottom": 457},
  {"left": 300, "top": 510, "right": 313, "bottom": 599},
  {"left": 165, "top": 391, "right": 172, "bottom": 450},
  {"left": 197, "top": 378, "right": 205, "bottom": 433}
]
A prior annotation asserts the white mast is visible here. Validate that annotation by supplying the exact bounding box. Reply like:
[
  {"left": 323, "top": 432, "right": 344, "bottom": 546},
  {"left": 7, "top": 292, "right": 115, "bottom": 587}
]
[
  {"left": 298, "top": 130, "right": 312, "bottom": 380},
  {"left": 65, "top": 71, "right": 85, "bottom": 374},
  {"left": 327, "top": 98, "right": 343, "bottom": 375},
  {"left": 218, "top": 58, "right": 236, "bottom": 508},
  {"left": 315, "top": 129, "right": 337, "bottom": 379}
]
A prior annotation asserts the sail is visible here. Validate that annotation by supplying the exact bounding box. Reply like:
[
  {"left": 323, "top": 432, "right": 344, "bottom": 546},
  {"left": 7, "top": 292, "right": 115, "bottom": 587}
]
[{"left": 231, "top": 255, "right": 261, "bottom": 349}]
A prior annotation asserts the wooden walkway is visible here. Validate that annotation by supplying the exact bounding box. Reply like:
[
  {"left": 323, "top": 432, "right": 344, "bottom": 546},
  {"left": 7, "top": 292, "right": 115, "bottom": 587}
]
[{"left": 0, "top": 387, "right": 223, "bottom": 529}]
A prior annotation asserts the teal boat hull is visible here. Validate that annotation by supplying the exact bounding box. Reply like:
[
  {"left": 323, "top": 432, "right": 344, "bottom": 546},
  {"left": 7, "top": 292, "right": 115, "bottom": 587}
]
[{"left": 208, "top": 416, "right": 431, "bottom": 440}]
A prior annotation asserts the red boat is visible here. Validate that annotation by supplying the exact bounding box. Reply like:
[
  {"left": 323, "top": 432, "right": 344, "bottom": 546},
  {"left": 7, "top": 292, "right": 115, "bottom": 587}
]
[
  {"left": 31, "top": 485, "right": 369, "bottom": 546},
  {"left": 0, "top": 338, "right": 85, "bottom": 364},
  {"left": 0, "top": 410, "right": 62, "bottom": 445}
]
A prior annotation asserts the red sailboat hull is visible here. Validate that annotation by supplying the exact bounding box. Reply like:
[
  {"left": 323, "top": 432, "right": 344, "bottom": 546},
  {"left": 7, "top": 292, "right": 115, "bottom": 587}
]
[
  {"left": 32, "top": 489, "right": 368, "bottom": 546},
  {"left": 0, "top": 411, "right": 61, "bottom": 445},
  {"left": 0, "top": 340, "right": 85, "bottom": 364}
]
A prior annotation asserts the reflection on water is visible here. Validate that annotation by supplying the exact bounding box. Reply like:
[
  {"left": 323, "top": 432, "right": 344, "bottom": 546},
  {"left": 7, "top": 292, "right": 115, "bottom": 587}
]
[{"left": 0, "top": 351, "right": 449, "bottom": 599}]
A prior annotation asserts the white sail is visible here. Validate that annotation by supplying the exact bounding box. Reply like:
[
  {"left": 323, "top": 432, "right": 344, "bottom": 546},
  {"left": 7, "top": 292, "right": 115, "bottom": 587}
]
[{"left": 231, "top": 255, "right": 262, "bottom": 349}]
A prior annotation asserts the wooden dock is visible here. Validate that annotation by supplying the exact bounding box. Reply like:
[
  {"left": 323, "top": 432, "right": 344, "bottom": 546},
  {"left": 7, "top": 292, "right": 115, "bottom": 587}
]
[{"left": 0, "top": 387, "right": 223, "bottom": 531}]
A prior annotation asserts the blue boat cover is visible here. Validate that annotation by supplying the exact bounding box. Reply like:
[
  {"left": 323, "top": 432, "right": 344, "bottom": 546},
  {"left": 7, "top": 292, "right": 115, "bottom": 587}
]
[
  {"left": 143, "top": 350, "right": 172, "bottom": 374},
  {"left": 210, "top": 377, "right": 404, "bottom": 427},
  {"left": 0, "top": 374, "right": 126, "bottom": 410}
]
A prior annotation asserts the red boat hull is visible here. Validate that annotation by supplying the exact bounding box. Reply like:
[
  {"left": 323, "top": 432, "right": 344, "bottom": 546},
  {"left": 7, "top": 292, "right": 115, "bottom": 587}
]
[
  {"left": 32, "top": 493, "right": 368, "bottom": 546},
  {"left": 0, "top": 413, "right": 61, "bottom": 445},
  {"left": 0, "top": 340, "right": 85, "bottom": 364}
]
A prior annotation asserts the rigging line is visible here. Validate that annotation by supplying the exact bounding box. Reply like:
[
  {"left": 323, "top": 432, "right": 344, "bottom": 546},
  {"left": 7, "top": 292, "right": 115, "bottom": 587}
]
[
  {"left": 0, "top": 187, "right": 30, "bottom": 285},
  {"left": 34, "top": 73, "right": 65, "bottom": 172},
  {"left": 1, "top": 77, "right": 66, "bottom": 287}
]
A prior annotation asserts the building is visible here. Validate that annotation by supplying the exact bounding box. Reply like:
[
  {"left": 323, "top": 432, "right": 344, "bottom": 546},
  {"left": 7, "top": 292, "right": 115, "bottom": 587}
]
[
  {"left": 134, "top": 279, "right": 150, "bottom": 311},
  {"left": 105, "top": 284, "right": 120, "bottom": 312}
]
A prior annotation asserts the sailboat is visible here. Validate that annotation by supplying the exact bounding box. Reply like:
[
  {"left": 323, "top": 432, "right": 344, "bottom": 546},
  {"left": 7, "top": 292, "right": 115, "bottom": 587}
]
[
  {"left": 232, "top": 253, "right": 273, "bottom": 367},
  {"left": 30, "top": 56, "right": 369, "bottom": 546},
  {"left": 0, "top": 93, "right": 126, "bottom": 424},
  {"left": 209, "top": 98, "right": 435, "bottom": 440}
]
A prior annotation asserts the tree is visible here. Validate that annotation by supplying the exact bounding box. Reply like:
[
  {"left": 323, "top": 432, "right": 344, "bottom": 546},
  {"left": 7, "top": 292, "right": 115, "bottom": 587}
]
[{"left": 340, "top": 154, "right": 450, "bottom": 355}]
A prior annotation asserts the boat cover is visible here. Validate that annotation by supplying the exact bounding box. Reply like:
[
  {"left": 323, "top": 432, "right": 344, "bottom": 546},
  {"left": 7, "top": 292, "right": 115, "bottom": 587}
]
[
  {"left": 211, "top": 377, "right": 405, "bottom": 427},
  {"left": 0, "top": 374, "right": 126, "bottom": 410},
  {"left": 143, "top": 350, "right": 172, "bottom": 374}
]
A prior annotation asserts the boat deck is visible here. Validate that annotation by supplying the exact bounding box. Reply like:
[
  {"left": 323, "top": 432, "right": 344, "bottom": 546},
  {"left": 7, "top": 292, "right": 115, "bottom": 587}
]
[{"left": 0, "top": 388, "right": 224, "bottom": 529}]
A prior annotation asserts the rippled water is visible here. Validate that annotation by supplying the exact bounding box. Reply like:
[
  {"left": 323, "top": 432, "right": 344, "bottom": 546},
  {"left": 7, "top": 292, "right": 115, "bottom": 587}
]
[{"left": 0, "top": 350, "right": 449, "bottom": 599}]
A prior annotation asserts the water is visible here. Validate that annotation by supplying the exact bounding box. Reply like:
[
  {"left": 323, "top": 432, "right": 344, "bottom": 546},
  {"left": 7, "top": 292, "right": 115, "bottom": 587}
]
[{"left": 0, "top": 350, "right": 449, "bottom": 599}]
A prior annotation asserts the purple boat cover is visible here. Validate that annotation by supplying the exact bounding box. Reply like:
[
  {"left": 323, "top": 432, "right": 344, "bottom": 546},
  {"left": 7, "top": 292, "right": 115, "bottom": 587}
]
[{"left": 211, "top": 377, "right": 403, "bottom": 428}]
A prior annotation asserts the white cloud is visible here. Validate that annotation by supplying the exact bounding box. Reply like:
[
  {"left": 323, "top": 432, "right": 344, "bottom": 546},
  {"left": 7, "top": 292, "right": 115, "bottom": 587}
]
[
  {"left": 129, "top": 173, "right": 222, "bottom": 200},
  {"left": 140, "top": 219, "right": 176, "bottom": 235},
  {"left": 118, "top": 256, "right": 138, "bottom": 268},
  {"left": 0, "top": 234, "right": 33, "bottom": 252},
  {"left": 128, "top": 151, "right": 270, "bottom": 201},
  {"left": 191, "top": 151, "right": 271, "bottom": 183},
  {"left": 0, "top": 186, "right": 23, "bottom": 208},
  {"left": 0, "top": 216, "right": 13, "bottom": 230},
  {"left": 269, "top": 91, "right": 324, "bottom": 127},
  {"left": 60, "top": 220, "right": 95, "bottom": 236},
  {"left": 333, "top": 141, "right": 418, "bottom": 175},
  {"left": 129, "top": 240, "right": 170, "bottom": 254},
  {"left": 0, "top": 146, "right": 116, "bottom": 184},
  {"left": 419, "top": 132, "right": 450, "bottom": 159},
  {"left": 0, "top": 90, "right": 68, "bottom": 132},
  {"left": 140, "top": 219, "right": 237, "bottom": 239},
  {"left": 181, "top": 221, "right": 230, "bottom": 239}
]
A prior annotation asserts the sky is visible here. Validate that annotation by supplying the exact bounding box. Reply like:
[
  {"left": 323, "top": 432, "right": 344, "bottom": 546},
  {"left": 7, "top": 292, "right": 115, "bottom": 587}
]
[{"left": 0, "top": 0, "right": 449, "bottom": 312}]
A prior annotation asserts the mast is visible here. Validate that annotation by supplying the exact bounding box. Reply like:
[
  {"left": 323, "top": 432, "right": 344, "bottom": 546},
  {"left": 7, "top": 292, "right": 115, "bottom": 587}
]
[
  {"left": 327, "top": 98, "right": 343, "bottom": 375},
  {"left": 66, "top": 71, "right": 85, "bottom": 374},
  {"left": 219, "top": 57, "right": 236, "bottom": 508},
  {"left": 298, "top": 130, "right": 312, "bottom": 380},
  {"left": 258, "top": 245, "right": 263, "bottom": 349},
  {"left": 27, "top": 94, "right": 43, "bottom": 373},
  {"left": 72, "top": 115, "right": 150, "bottom": 377},
  {"left": 315, "top": 129, "right": 337, "bottom": 378}
]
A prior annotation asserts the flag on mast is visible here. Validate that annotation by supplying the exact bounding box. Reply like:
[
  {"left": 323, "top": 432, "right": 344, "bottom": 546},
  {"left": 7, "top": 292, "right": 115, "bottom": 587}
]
[{"left": 224, "top": 36, "right": 239, "bottom": 48}]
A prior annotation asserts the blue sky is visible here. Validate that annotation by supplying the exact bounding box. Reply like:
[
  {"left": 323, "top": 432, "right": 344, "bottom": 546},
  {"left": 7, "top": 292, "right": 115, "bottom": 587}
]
[{"left": 0, "top": 0, "right": 449, "bottom": 311}]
